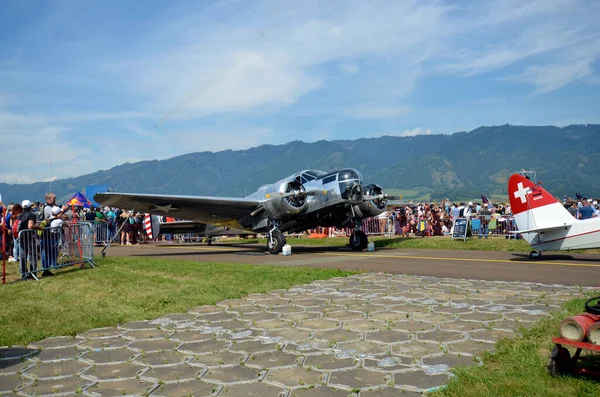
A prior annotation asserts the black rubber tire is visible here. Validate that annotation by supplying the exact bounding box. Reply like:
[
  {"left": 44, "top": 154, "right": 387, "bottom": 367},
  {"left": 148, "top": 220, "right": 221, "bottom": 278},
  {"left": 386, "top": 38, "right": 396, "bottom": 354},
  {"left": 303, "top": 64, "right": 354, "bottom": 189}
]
[
  {"left": 585, "top": 296, "right": 600, "bottom": 315},
  {"left": 529, "top": 250, "right": 541, "bottom": 259},
  {"left": 548, "top": 346, "right": 572, "bottom": 376},
  {"left": 267, "top": 230, "right": 286, "bottom": 254},
  {"left": 349, "top": 230, "right": 368, "bottom": 251}
]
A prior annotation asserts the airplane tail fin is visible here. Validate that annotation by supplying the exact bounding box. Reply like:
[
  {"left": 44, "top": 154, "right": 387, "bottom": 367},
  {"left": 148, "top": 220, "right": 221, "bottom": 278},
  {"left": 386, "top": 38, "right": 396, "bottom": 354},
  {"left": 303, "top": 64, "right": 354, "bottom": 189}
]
[{"left": 508, "top": 174, "right": 575, "bottom": 237}]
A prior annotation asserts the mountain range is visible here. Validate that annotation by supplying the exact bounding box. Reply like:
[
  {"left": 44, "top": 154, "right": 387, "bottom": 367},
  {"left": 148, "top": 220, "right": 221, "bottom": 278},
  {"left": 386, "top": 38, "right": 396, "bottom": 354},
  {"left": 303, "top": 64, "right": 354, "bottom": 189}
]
[{"left": 2, "top": 124, "right": 599, "bottom": 204}]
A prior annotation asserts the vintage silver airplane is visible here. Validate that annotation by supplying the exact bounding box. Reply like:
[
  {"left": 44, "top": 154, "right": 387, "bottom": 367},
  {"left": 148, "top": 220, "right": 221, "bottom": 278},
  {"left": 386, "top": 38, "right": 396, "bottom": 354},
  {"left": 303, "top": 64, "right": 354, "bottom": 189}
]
[{"left": 94, "top": 168, "right": 392, "bottom": 254}]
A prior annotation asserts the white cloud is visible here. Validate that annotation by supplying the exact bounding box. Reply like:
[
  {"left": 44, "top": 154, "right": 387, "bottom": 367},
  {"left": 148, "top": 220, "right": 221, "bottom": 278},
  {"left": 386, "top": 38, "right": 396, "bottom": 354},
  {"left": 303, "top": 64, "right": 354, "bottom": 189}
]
[{"left": 399, "top": 128, "right": 433, "bottom": 137}]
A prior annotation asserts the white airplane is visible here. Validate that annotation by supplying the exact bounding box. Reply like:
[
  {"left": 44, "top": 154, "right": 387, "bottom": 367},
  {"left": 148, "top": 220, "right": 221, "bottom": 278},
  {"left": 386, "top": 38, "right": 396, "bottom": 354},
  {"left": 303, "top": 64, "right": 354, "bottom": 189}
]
[{"left": 508, "top": 173, "right": 600, "bottom": 259}]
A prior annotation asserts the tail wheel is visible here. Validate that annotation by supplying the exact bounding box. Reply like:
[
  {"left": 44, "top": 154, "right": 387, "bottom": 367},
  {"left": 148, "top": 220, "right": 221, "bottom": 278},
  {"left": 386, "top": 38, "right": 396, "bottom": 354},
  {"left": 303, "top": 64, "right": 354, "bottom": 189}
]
[
  {"left": 349, "top": 230, "right": 368, "bottom": 251},
  {"left": 267, "top": 230, "right": 286, "bottom": 254},
  {"left": 529, "top": 250, "right": 542, "bottom": 259}
]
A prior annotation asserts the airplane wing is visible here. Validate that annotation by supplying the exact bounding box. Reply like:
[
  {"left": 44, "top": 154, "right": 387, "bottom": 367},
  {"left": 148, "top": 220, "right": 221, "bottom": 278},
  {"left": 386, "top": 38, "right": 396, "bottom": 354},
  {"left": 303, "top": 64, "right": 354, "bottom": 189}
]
[
  {"left": 94, "top": 193, "right": 260, "bottom": 227},
  {"left": 156, "top": 220, "right": 252, "bottom": 237}
]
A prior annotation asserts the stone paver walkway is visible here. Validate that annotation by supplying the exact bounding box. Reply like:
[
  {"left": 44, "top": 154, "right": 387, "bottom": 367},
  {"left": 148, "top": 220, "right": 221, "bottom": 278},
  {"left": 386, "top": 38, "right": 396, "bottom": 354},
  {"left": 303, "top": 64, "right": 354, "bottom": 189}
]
[{"left": 0, "top": 274, "right": 593, "bottom": 396}]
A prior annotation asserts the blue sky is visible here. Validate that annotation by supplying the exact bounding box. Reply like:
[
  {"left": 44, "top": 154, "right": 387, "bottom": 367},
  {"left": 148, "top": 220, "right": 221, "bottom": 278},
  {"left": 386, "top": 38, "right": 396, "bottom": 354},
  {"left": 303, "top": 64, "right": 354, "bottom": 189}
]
[{"left": 1, "top": 0, "right": 599, "bottom": 183}]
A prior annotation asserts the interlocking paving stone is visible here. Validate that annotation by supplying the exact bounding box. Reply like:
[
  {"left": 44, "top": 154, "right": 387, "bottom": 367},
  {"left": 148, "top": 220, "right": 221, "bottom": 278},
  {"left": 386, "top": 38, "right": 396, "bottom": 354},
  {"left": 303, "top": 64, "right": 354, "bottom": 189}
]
[
  {"left": 221, "top": 381, "right": 285, "bottom": 396},
  {"left": 0, "top": 358, "right": 35, "bottom": 374},
  {"left": 361, "top": 387, "right": 423, "bottom": 396},
  {"left": 265, "top": 366, "right": 325, "bottom": 387},
  {"left": 0, "top": 347, "right": 37, "bottom": 361},
  {"left": 169, "top": 330, "right": 215, "bottom": 343},
  {"left": 81, "top": 348, "right": 137, "bottom": 364},
  {"left": 77, "top": 327, "right": 124, "bottom": 339},
  {"left": 189, "top": 351, "right": 247, "bottom": 367},
  {"left": 179, "top": 340, "right": 230, "bottom": 354},
  {"left": 29, "top": 337, "right": 81, "bottom": 350},
  {"left": 303, "top": 354, "right": 357, "bottom": 370},
  {"left": 142, "top": 364, "right": 203, "bottom": 383},
  {"left": 78, "top": 337, "right": 130, "bottom": 350},
  {"left": 417, "top": 330, "right": 465, "bottom": 343},
  {"left": 135, "top": 350, "right": 189, "bottom": 366},
  {"left": 119, "top": 320, "right": 155, "bottom": 330},
  {"left": 364, "top": 330, "right": 411, "bottom": 344},
  {"left": 2, "top": 273, "right": 593, "bottom": 395},
  {"left": 17, "top": 376, "right": 93, "bottom": 396},
  {"left": 34, "top": 346, "right": 82, "bottom": 362},
  {"left": 0, "top": 374, "right": 32, "bottom": 393},
  {"left": 231, "top": 341, "right": 280, "bottom": 354},
  {"left": 422, "top": 353, "right": 479, "bottom": 368},
  {"left": 314, "top": 329, "right": 361, "bottom": 343},
  {"left": 81, "top": 362, "right": 147, "bottom": 381},
  {"left": 363, "top": 356, "right": 413, "bottom": 371},
  {"left": 392, "top": 341, "right": 442, "bottom": 357},
  {"left": 201, "top": 365, "right": 263, "bottom": 383},
  {"left": 86, "top": 378, "right": 156, "bottom": 396},
  {"left": 297, "top": 319, "right": 341, "bottom": 331},
  {"left": 328, "top": 367, "right": 388, "bottom": 390},
  {"left": 393, "top": 370, "right": 449, "bottom": 392},
  {"left": 122, "top": 329, "right": 172, "bottom": 340},
  {"left": 22, "top": 359, "right": 90, "bottom": 379},
  {"left": 288, "top": 386, "right": 351, "bottom": 397},
  {"left": 247, "top": 351, "right": 300, "bottom": 368},
  {"left": 149, "top": 379, "right": 217, "bottom": 396},
  {"left": 128, "top": 339, "right": 181, "bottom": 352}
]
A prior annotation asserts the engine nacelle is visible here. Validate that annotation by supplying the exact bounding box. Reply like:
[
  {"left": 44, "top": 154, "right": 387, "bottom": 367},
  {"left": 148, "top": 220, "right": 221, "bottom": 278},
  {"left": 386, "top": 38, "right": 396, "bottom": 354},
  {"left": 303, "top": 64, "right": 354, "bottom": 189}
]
[
  {"left": 261, "top": 180, "right": 308, "bottom": 217},
  {"left": 356, "top": 184, "right": 387, "bottom": 217}
]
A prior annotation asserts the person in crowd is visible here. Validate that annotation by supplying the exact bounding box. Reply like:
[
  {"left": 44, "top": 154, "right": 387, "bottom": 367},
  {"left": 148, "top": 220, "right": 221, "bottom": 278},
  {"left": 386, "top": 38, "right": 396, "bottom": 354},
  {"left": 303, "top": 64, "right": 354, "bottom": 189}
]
[
  {"left": 9, "top": 203, "right": 22, "bottom": 262},
  {"left": 463, "top": 202, "right": 473, "bottom": 219},
  {"left": 478, "top": 203, "right": 492, "bottom": 238},
  {"left": 578, "top": 199, "right": 596, "bottom": 219},
  {"left": 18, "top": 200, "right": 40, "bottom": 280},
  {"left": 567, "top": 201, "right": 578, "bottom": 218}
]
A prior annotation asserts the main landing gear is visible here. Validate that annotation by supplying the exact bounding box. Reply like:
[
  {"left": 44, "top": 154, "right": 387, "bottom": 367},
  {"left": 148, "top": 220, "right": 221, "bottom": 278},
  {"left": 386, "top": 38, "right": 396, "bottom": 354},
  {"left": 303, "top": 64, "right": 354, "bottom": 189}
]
[
  {"left": 349, "top": 230, "right": 368, "bottom": 251},
  {"left": 530, "top": 250, "right": 542, "bottom": 259},
  {"left": 267, "top": 228, "right": 286, "bottom": 255}
]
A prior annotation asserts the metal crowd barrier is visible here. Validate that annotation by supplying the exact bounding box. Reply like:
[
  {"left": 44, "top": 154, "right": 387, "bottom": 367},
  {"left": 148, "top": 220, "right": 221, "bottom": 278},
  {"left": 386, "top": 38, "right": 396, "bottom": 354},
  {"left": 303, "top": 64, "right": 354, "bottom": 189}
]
[
  {"left": 360, "top": 214, "right": 520, "bottom": 238},
  {"left": 92, "top": 222, "right": 116, "bottom": 245},
  {"left": 17, "top": 222, "right": 95, "bottom": 280}
]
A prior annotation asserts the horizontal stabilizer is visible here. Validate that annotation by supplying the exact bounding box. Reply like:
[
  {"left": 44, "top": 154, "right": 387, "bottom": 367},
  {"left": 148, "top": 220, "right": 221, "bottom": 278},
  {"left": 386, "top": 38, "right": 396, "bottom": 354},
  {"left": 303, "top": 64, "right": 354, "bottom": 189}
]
[{"left": 511, "top": 224, "right": 571, "bottom": 234}]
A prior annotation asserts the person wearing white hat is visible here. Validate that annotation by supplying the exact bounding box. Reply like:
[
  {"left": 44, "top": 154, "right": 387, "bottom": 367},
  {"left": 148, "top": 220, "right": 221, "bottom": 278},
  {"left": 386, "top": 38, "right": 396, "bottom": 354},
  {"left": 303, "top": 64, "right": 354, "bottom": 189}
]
[
  {"left": 18, "top": 200, "right": 40, "bottom": 279},
  {"left": 463, "top": 202, "right": 473, "bottom": 219}
]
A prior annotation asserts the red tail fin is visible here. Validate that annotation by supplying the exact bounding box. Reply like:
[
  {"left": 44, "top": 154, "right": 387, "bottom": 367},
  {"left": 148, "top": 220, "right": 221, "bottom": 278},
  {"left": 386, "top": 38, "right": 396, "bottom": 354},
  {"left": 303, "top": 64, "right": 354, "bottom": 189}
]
[{"left": 508, "top": 174, "right": 558, "bottom": 215}]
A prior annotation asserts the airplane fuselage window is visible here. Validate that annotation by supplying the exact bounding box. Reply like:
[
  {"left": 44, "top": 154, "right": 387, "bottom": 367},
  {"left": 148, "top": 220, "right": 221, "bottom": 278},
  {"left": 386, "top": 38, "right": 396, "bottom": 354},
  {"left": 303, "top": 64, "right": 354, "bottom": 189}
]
[{"left": 322, "top": 175, "right": 337, "bottom": 185}]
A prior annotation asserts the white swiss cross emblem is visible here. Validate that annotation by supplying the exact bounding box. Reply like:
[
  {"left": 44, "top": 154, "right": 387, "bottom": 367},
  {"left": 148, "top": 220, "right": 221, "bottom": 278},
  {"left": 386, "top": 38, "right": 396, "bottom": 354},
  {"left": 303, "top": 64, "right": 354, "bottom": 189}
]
[{"left": 513, "top": 182, "right": 530, "bottom": 204}]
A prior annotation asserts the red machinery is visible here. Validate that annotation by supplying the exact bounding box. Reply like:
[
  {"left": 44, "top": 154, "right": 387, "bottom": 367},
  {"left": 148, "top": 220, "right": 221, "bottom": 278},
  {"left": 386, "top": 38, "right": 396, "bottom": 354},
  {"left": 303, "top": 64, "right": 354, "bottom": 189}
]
[{"left": 549, "top": 296, "right": 600, "bottom": 377}]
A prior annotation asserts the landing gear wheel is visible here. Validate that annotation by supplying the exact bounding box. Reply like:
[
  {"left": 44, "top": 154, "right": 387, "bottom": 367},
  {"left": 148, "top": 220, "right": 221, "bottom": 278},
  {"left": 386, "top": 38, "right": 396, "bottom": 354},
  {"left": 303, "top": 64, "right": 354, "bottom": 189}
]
[
  {"left": 349, "top": 230, "right": 368, "bottom": 251},
  {"left": 548, "top": 346, "right": 572, "bottom": 376},
  {"left": 267, "top": 229, "right": 286, "bottom": 254},
  {"left": 529, "top": 250, "right": 542, "bottom": 259}
]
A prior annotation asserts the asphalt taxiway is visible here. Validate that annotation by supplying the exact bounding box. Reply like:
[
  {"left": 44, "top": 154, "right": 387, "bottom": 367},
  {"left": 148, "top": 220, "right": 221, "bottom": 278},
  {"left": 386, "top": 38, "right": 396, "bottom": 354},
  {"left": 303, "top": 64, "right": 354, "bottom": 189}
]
[{"left": 96, "top": 242, "right": 600, "bottom": 287}]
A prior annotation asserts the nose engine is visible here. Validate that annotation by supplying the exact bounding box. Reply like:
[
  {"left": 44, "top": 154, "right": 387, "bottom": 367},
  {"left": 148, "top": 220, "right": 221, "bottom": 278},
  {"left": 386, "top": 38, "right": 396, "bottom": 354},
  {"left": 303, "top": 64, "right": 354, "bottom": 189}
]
[{"left": 283, "top": 180, "right": 307, "bottom": 209}]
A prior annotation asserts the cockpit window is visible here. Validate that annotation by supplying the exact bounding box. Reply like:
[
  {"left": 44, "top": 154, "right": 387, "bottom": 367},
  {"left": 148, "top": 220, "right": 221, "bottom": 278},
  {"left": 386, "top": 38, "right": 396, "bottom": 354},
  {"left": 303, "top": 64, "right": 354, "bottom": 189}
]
[
  {"left": 338, "top": 169, "right": 361, "bottom": 181},
  {"left": 301, "top": 172, "right": 317, "bottom": 182}
]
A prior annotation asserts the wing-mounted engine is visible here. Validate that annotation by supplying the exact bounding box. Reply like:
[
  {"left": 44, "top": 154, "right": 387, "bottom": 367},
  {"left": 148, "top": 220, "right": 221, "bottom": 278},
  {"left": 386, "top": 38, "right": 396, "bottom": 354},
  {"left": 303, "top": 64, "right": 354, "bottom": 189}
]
[
  {"left": 261, "top": 179, "right": 309, "bottom": 217},
  {"left": 356, "top": 183, "right": 387, "bottom": 217}
]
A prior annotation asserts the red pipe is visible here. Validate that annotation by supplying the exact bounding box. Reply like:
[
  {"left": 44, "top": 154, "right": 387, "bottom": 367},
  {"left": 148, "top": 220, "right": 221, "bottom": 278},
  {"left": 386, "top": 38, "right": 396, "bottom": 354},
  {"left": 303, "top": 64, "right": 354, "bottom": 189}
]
[{"left": 560, "top": 313, "right": 600, "bottom": 341}]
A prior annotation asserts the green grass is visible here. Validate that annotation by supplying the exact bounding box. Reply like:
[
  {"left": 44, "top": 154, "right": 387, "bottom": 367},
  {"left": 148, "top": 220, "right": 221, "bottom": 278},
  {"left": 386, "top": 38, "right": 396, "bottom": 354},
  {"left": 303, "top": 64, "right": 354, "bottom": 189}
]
[
  {"left": 432, "top": 296, "right": 600, "bottom": 397},
  {"left": 0, "top": 257, "right": 356, "bottom": 346}
]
